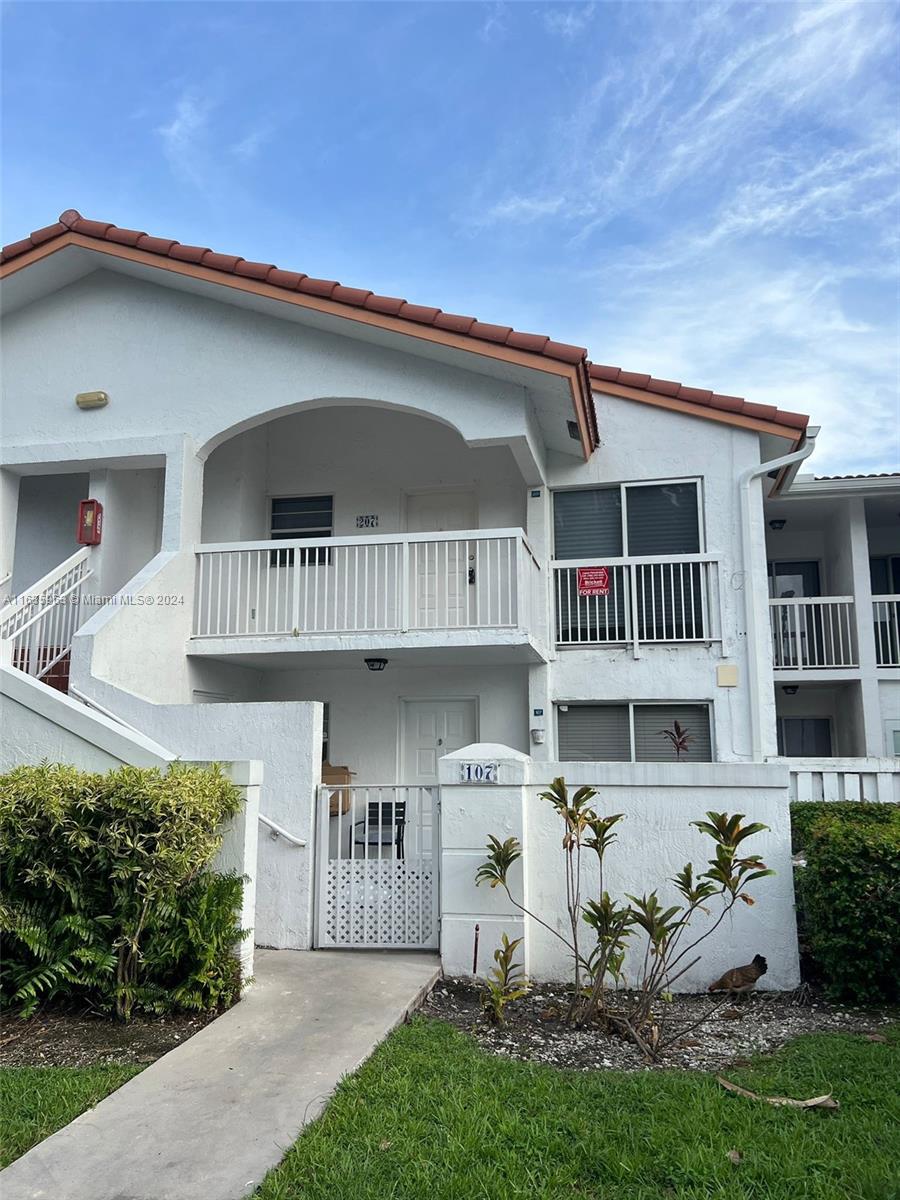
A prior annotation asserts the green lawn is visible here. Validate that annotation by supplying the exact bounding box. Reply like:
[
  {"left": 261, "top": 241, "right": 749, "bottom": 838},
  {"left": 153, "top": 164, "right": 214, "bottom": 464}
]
[
  {"left": 0, "top": 1064, "right": 142, "bottom": 1168},
  {"left": 257, "top": 1018, "right": 899, "bottom": 1200}
]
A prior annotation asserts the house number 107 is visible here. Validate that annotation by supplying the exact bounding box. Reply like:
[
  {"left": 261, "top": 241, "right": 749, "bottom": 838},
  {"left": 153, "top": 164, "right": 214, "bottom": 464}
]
[{"left": 459, "top": 762, "right": 499, "bottom": 783}]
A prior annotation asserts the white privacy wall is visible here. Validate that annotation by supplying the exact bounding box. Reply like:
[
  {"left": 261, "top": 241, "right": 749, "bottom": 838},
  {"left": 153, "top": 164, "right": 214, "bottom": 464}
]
[
  {"left": 439, "top": 745, "right": 799, "bottom": 991},
  {"left": 533, "top": 392, "right": 775, "bottom": 762},
  {"left": 65, "top": 664, "right": 325, "bottom": 950}
]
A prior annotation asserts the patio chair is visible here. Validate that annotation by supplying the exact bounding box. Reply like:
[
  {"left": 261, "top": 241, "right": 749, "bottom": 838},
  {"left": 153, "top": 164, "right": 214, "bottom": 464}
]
[{"left": 353, "top": 800, "right": 407, "bottom": 859}]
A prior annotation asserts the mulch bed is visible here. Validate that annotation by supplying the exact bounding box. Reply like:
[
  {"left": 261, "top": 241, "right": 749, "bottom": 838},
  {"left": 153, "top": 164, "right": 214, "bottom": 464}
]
[
  {"left": 0, "top": 1009, "right": 219, "bottom": 1068},
  {"left": 422, "top": 978, "right": 897, "bottom": 1073}
]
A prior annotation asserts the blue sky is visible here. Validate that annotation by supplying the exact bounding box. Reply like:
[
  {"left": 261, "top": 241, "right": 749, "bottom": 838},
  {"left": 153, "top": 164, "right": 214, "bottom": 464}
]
[{"left": 2, "top": 1, "right": 898, "bottom": 473}]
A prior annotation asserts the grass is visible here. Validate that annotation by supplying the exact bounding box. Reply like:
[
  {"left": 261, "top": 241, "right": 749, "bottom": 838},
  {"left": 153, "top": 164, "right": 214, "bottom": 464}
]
[
  {"left": 257, "top": 1018, "right": 900, "bottom": 1200},
  {"left": 0, "top": 1064, "right": 142, "bottom": 1168}
]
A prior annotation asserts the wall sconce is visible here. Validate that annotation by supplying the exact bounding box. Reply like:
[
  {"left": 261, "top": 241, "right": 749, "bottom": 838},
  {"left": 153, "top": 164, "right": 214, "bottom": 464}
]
[
  {"left": 782, "top": 685, "right": 799, "bottom": 695},
  {"left": 75, "top": 390, "right": 109, "bottom": 409},
  {"left": 768, "top": 519, "right": 786, "bottom": 531},
  {"left": 364, "top": 657, "right": 388, "bottom": 672}
]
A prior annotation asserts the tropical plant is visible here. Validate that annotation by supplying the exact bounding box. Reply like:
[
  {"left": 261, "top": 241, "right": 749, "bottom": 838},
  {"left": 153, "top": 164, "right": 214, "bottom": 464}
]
[
  {"left": 476, "top": 777, "right": 774, "bottom": 1059},
  {"left": 1, "top": 762, "right": 246, "bottom": 1019},
  {"left": 659, "top": 719, "right": 692, "bottom": 760},
  {"left": 481, "top": 934, "right": 529, "bottom": 1026}
]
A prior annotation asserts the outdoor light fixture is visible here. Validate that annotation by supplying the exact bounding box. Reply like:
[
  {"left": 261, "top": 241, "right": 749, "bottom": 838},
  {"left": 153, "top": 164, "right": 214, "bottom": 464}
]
[
  {"left": 75, "top": 390, "right": 109, "bottom": 410},
  {"left": 364, "top": 657, "right": 388, "bottom": 672},
  {"left": 768, "top": 519, "right": 786, "bottom": 530},
  {"left": 782, "top": 685, "right": 799, "bottom": 696}
]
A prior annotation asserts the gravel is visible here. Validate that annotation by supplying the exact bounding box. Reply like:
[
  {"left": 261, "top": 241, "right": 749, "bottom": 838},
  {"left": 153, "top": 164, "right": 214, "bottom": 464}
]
[{"left": 422, "top": 978, "right": 897, "bottom": 1072}]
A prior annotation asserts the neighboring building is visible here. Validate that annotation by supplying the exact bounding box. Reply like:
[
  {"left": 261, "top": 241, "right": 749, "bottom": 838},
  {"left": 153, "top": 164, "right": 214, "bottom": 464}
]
[{"left": 1, "top": 210, "right": 896, "bottom": 984}]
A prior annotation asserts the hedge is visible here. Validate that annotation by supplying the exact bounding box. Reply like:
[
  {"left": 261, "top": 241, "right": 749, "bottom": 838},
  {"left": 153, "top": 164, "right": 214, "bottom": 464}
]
[
  {"left": 790, "top": 800, "right": 899, "bottom": 854},
  {"left": 793, "top": 803, "right": 900, "bottom": 1003},
  {"left": 0, "top": 762, "right": 246, "bottom": 1020}
]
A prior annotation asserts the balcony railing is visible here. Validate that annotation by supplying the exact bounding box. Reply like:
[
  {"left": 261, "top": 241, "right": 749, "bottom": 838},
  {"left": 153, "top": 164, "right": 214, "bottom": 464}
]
[
  {"left": 553, "top": 554, "right": 721, "bottom": 650},
  {"left": 783, "top": 757, "right": 899, "bottom": 804},
  {"left": 872, "top": 595, "right": 900, "bottom": 667},
  {"left": 769, "top": 597, "right": 857, "bottom": 670},
  {"left": 193, "top": 529, "right": 542, "bottom": 639}
]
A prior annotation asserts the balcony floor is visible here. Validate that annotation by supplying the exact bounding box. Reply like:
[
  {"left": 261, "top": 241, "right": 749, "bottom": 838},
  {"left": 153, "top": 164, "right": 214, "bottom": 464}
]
[{"left": 187, "top": 628, "right": 549, "bottom": 669}]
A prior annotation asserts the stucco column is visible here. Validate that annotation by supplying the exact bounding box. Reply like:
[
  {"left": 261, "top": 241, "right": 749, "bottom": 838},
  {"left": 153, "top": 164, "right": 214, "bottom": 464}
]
[
  {"left": 213, "top": 759, "right": 262, "bottom": 981},
  {"left": 0, "top": 468, "right": 21, "bottom": 592},
  {"left": 845, "top": 497, "right": 882, "bottom": 754},
  {"left": 438, "top": 743, "right": 531, "bottom": 978},
  {"left": 161, "top": 437, "right": 204, "bottom": 551}
]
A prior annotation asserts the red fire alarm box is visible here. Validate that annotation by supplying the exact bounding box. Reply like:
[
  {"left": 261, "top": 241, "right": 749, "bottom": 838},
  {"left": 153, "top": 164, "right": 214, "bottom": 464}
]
[{"left": 76, "top": 499, "right": 103, "bottom": 545}]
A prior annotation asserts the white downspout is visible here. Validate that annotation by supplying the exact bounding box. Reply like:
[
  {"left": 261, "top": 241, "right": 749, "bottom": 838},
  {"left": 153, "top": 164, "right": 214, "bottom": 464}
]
[{"left": 739, "top": 428, "right": 818, "bottom": 761}]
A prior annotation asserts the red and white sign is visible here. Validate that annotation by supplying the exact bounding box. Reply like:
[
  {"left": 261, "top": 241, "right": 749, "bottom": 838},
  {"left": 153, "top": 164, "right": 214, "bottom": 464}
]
[{"left": 577, "top": 566, "right": 609, "bottom": 597}]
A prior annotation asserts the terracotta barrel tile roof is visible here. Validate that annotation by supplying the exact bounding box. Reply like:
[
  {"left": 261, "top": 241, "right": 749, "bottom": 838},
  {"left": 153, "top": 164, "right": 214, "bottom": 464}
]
[
  {"left": 588, "top": 363, "right": 809, "bottom": 432},
  {"left": 0, "top": 209, "right": 811, "bottom": 440}
]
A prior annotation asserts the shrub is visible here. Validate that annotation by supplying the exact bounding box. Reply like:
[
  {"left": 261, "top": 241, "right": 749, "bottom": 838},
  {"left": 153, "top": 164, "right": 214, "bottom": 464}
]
[
  {"left": 0, "top": 762, "right": 245, "bottom": 1019},
  {"left": 790, "top": 801, "right": 898, "bottom": 855},
  {"left": 477, "top": 779, "right": 773, "bottom": 1058},
  {"left": 796, "top": 809, "right": 900, "bottom": 1004},
  {"left": 481, "top": 934, "right": 529, "bottom": 1026}
]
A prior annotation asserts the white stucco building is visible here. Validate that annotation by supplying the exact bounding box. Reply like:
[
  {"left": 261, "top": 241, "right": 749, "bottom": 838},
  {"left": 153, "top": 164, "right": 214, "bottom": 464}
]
[{"left": 1, "top": 210, "right": 897, "bottom": 986}]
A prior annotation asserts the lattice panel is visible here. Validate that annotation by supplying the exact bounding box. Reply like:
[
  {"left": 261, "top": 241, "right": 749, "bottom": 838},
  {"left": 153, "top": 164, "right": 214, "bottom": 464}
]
[{"left": 324, "top": 859, "right": 436, "bottom": 948}]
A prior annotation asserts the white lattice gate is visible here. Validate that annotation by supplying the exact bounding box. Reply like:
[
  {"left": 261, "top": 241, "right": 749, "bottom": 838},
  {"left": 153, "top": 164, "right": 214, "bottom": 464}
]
[{"left": 315, "top": 785, "right": 439, "bottom": 949}]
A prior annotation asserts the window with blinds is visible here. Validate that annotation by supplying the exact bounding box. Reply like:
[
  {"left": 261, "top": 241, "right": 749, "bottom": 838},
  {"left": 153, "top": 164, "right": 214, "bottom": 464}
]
[
  {"left": 553, "top": 481, "right": 701, "bottom": 558},
  {"left": 270, "top": 495, "right": 333, "bottom": 566},
  {"left": 558, "top": 703, "right": 712, "bottom": 762}
]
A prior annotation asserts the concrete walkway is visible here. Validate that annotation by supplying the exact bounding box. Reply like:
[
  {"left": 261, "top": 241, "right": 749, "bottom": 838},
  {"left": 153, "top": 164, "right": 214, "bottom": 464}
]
[{"left": 2, "top": 950, "right": 440, "bottom": 1200}]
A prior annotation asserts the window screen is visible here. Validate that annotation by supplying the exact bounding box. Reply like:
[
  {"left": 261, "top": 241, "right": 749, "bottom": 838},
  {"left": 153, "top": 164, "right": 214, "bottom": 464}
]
[
  {"left": 633, "top": 704, "right": 712, "bottom": 762},
  {"left": 270, "top": 496, "right": 333, "bottom": 565},
  {"left": 553, "top": 488, "right": 622, "bottom": 559},
  {"left": 626, "top": 483, "right": 700, "bottom": 556},
  {"left": 558, "top": 705, "right": 630, "bottom": 762}
]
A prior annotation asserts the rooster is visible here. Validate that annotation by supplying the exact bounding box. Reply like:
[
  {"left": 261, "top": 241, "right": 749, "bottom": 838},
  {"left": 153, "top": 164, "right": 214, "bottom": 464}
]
[{"left": 708, "top": 954, "right": 767, "bottom": 1000}]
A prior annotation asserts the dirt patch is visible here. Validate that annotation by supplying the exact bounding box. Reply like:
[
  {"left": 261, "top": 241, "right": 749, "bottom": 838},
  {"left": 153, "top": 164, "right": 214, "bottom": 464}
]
[
  {"left": 422, "top": 978, "right": 897, "bottom": 1073},
  {"left": 0, "top": 1009, "right": 219, "bottom": 1068}
]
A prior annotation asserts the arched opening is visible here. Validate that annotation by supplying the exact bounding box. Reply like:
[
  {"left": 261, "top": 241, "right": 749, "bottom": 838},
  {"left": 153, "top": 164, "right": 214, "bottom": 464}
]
[{"left": 200, "top": 401, "right": 526, "bottom": 543}]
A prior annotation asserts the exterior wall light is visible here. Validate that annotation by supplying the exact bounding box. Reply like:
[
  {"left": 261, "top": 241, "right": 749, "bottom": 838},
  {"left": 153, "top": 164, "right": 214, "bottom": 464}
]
[
  {"left": 75, "top": 391, "right": 109, "bottom": 409},
  {"left": 365, "top": 658, "right": 388, "bottom": 672},
  {"left": 768, "top": 519, "right": 786, "bottom": 530}
]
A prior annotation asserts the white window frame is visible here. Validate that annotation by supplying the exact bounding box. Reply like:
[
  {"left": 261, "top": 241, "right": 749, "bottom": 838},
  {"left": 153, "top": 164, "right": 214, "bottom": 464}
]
[
  {"left": 556, "top": 699, "right": 715, "bottom": 763},
  {"left": 552, "top": 477, "right": 706, "bottom": 559}
]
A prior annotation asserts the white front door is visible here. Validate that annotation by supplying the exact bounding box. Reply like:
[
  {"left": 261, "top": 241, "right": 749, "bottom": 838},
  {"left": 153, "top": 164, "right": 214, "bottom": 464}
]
[
  {"left": 406, "top": 491, "right": 477, "bottom": 627},
  {"left": 402, "top": 699, "right": 477, "bottom": 785}
]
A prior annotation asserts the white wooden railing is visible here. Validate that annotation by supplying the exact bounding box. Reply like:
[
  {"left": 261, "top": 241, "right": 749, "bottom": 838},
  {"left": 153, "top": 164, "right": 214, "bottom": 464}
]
[
  {"left": 193, "top": 529, "right": 542, "bottom": 639},
  {"left": 553, "top": 554, "right": 721, "bottom": 650},
  {"left": 872, "top": 595, "right": 900, "bottom": 667},
  {"left": 783, "top": 758, "right": 899, "bottom": 803},
  {"left": 769, "top": 596, "right": 857, "bottom": 669},
  {"left": 0, "top": 548, "right": 93, "bottom": 684}
]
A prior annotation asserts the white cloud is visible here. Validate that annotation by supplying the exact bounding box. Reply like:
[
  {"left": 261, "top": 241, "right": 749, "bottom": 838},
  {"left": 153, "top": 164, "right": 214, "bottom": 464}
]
[
  {"left": 156, "top": 91, "right": 215, "bottom": 186},
  {"left": 231, "top": 127, "right": 270, "bottom": 162},
  {"left": 467, "top": 1, "right": 899, "bottom": 473},
  {"left": 479, "top": 3, "right": 507, "bottom": 43},
  {"left": 586, "top": 257, "right": 900, "bottom": 475},
  {"left": 543, "top": 4, "right": 595, "bottom": 40}
]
